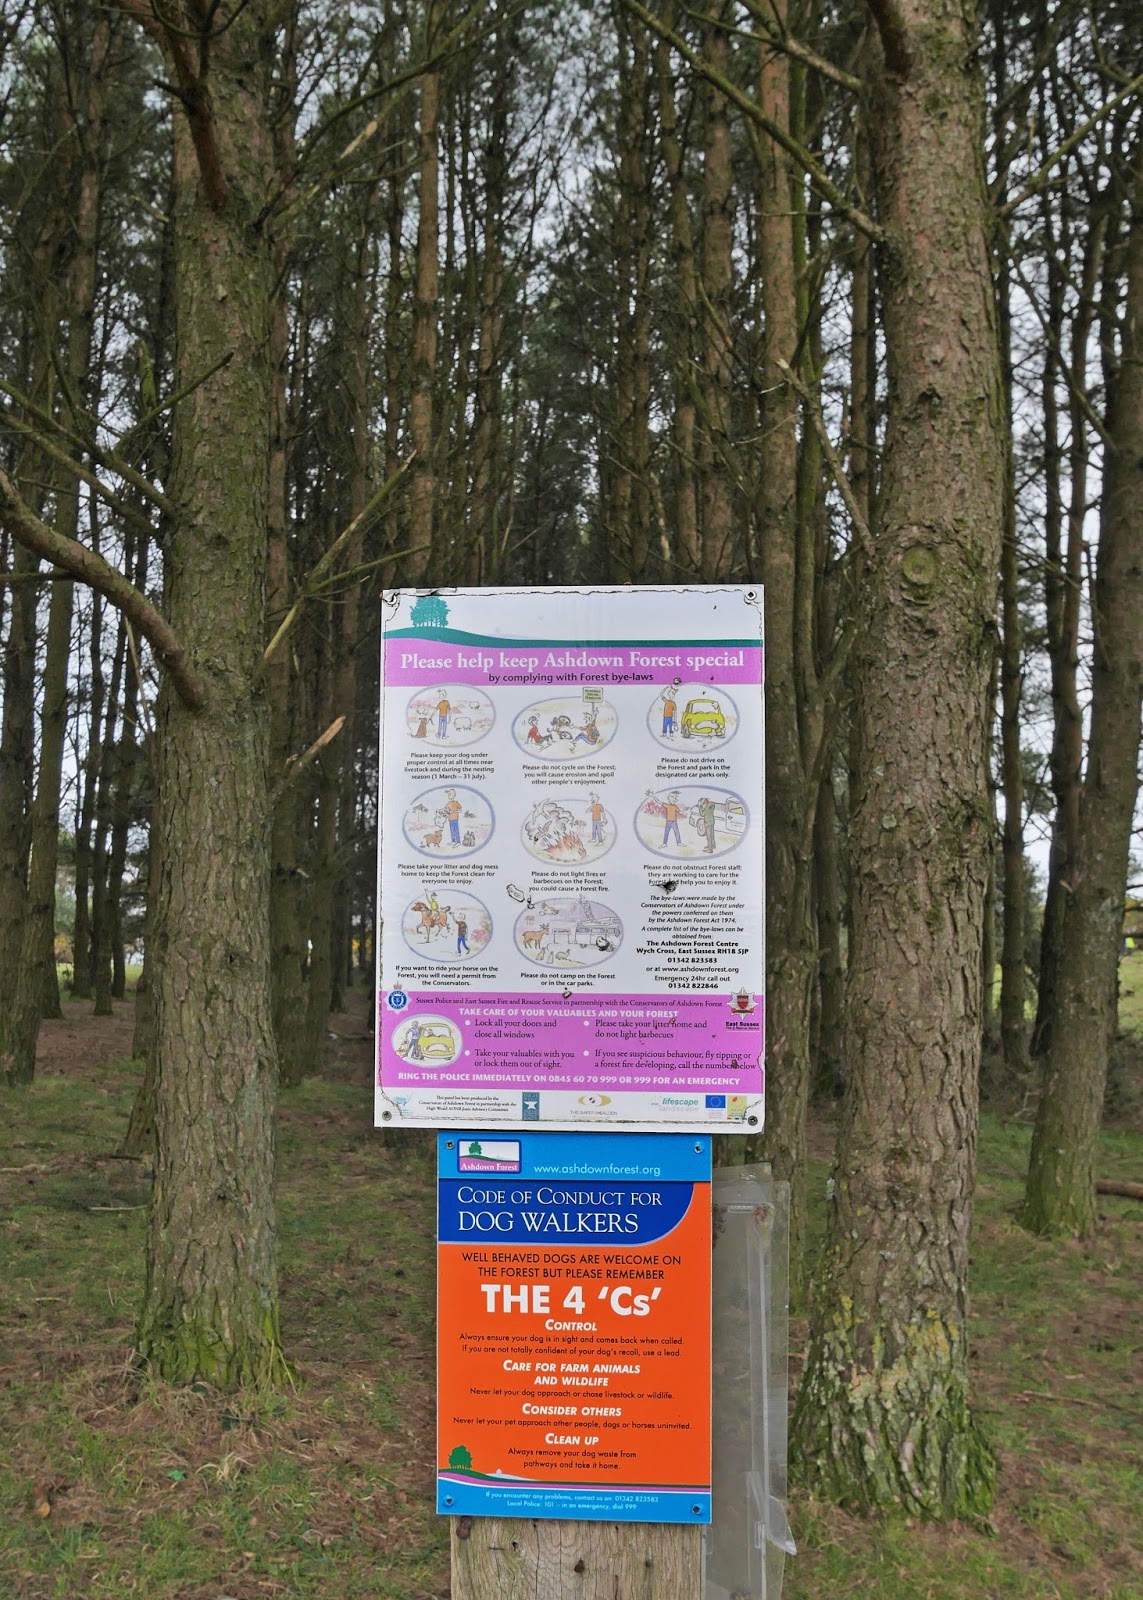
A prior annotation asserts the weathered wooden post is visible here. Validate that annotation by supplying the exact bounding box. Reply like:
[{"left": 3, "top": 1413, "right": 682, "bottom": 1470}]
[{"left": 376, "top": 587, "right": 766, "bottom": 1600}]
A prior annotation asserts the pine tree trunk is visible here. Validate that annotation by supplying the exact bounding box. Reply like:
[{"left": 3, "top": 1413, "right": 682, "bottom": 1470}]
[
  {"left": 0, "top": 577, "right": 41, "bottom": 1079},
  {"left": 4, "top": 576, "right": 72, "bottom": 1083},
  {"left": 1022, "top": 158, "right": 1143, "bottom": 1237},
  {"left": 813, "top": 768, "right": 844, "bottom": 1099},
  {"left": 990, "top": 0, "right": 1028, "bottom": 1082},
  {"left": 656, "top": 10, "right": 699, "bottom": 576},
  {"left": 134, "top": 7, "right": 284, "bottom": 1389},
  {"left": 698, "top": 0, "right": 734, "bottom": 579},
  {"left": 267, "top": 29, "right": 310, "bottom": 1090},
  {"left": 1032, "top": 208, "right": 1102, "bottom": 1055},
  {"left": 71, "top": 578, "right": 105, "bottom": 999},
  {"left": 407, "top": 0, "right": 441, "bottom": 582},
  {"left": 90, "top": 608, "right": 128, "bottom": 1015},
  {"left": 793, "top": 0, "right": 1002, "bottom": 1517},
  {"left": 755, "top": 0, "right": 817, "bottom": 1276}
]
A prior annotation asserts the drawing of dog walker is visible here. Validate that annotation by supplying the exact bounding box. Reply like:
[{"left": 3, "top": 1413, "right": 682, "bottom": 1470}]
[
  {"left": 403, "top": 785, "right": 494, "bottom": 857},
  {"left": 405, "top": 684, "right": 495, "bottom": 747}
]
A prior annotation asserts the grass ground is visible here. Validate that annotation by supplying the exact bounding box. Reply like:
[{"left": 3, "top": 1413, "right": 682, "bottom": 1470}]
[{"left": 1, "top": 992, "right": 1140, "bottom": 1600}]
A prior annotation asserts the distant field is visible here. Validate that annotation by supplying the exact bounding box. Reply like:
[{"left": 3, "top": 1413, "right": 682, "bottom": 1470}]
[
  {"left": 989, "top": 952, "right": 1143, "bottom": 1036},
  {"left": 1119, "top": 950, "right": 1143, "bottom": 1034}
]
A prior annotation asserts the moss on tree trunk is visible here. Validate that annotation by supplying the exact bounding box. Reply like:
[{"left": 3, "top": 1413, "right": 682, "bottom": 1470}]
[
  {"left": 134, "top": 6, "right": 285, "bottom": 1390},
  {"left": 793, "top": 0, "right": 1003, "bottom": 1517}
]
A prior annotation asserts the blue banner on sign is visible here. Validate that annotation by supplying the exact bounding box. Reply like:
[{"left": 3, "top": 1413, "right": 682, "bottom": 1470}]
[
  {"left": 438, "top": 1180, "right": 694, "bottom": 1247},
  {"left": 438, "top": 1130, "right": 711, "bottom": 1180}
]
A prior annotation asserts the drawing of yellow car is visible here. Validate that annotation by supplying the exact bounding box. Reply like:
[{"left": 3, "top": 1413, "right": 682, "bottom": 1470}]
[
  {"left": 681, "top": 697, "right": 726, "bottom": 738},
  {"left": 396, "top": 1023, "right": 458, "bottom": 1062},
  {"left": 419, "top": 1027, "right": 457, "bottom": 1060}
]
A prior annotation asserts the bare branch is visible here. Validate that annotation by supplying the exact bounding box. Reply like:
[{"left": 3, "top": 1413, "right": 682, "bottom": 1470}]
[
  {"left": 1002, "top": 71, "right": 1143, "bottom": 217},
  {"left": 776, "top": 357, "right": 873, "bottom": 561},
  {"left": 0, "top": 468, "right": 204, "bottom": 711},
  {"left": 0, "top": 373, "right": 175, "bottom": 520},
  {"left": 262, "top": 453, "right": 415, "bottom": 664},
  {"left": 271, "top": 716, "right": 346, "bottom": 807},
  {"left": 113, "top": 0, "right": 230, "bottom": 209},
  {"left": 723, "top": 1, "right": 864, "bottom": 93},
  {"left": 621, "top": 0, "right": 884, "bottom": 242},
  {"left": 0, "top": 408, "right": 157, "bottom": 534}
]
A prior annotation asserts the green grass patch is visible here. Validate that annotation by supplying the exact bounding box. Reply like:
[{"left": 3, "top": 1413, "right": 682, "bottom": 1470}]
[
  {"left": 1118, "top": 950, "right": 1143, "bottom": 1034},
  {"left": 2, "top": 1000, "right": 1141, "bottom": 1599}
]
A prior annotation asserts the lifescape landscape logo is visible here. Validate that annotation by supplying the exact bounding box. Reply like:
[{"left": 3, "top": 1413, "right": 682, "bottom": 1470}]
[{"left": 457, "top": 1139, "right": 521, "bottom": 1173}]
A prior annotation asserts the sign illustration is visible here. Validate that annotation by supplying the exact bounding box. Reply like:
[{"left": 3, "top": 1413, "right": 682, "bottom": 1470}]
[{"left": 377, "top": 585, "right": 765, "bottom": 1131}]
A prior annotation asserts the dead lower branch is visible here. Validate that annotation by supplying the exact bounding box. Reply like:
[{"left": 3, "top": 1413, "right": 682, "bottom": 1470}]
[
  {"left": 0, "top": 468, "right": 204, "bottom": 712},
  {"left": 1096, "top": 1179, "right": 1143, "bottom": 1201}
]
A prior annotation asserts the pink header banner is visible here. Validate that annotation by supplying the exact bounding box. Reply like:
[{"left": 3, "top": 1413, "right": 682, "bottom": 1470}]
[{"left": 383, "top": 639, "right": 762, "bottom": 687}]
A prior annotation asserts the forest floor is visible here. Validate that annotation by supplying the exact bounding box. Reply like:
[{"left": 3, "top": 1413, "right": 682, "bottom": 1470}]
[{"left": 1, "top": 988, "right": 1140, "bottom": 1600}]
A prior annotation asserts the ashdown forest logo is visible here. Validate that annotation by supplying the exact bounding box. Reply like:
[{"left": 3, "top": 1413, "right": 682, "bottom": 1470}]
[
  {"left": 411, "top": 594, "right": 450, "bottom": 630},
  {"left": 458, "top": 1139, "right": 521, "bottom": 1174}
]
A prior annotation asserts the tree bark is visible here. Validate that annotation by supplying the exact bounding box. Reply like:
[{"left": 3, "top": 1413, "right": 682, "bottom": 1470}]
[
  {"left": 266, "top": 13, "right": 309, "bottom": 1089},
  {"left": 754, "top": 0, "right": 818, "bottom": 1279},
  {"left": 698, "top": 0, "right": 735, "bottom": 579},
  {"left": 407, "top": 0, "right": 442, "bottom": 582},
  {"left": 1033, "top": 198, "right": 1103, "bottom": 1056},
  {"left": 793, "top": 0, "right": 1002, "bottom": 1517},
  {"left": 132, "top": 0, "right": 285, "bottom": 1389},
  {"left": 991, "top": 0, "right": 1028, "bottom": 1082},
  {"left": 656, "top": 5, "right": 699, "bottom": 576},
  {"left": 1022, "top": 152, "right": 1143, "bottom": 1237}
]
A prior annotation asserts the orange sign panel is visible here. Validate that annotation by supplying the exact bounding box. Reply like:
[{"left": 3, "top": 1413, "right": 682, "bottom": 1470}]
[{"left": 437, "top": 1132, "right": 711, "bottom": 1522}]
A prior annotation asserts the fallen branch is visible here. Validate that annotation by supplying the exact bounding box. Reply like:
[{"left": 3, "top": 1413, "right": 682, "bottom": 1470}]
[
  {"left": 1096, "top": 1179, "right": 1143, "bottom": 1201},
  {"left": 1015, "top": 1390, "right": 1133, "bottom": 1413},
  {"left": 0, "top": 469, "right": 204, "bottom": 711}
]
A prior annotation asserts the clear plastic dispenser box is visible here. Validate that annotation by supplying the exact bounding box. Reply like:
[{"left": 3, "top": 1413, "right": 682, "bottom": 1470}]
[{"left": 705, "top": 1163, "right": 795, "bottom": 1600}]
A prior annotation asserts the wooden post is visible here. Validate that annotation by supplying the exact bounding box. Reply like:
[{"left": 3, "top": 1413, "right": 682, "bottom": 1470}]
[{"left": 452, "top": 1517, "right": 701, "bottom": 1598}]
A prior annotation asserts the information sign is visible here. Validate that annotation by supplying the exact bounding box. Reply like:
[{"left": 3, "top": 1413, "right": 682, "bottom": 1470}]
[
  {"left": 376, "top": 586, "right": 764, "bottom": 1131},
  {"left": 436, "top": 1130, "right": 712, "bottom": 1523}
]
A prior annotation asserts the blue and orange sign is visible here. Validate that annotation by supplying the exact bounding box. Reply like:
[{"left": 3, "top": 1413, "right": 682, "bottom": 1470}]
[{"left": 437, "top": 1131, "right": 712, "bottom": 1522}]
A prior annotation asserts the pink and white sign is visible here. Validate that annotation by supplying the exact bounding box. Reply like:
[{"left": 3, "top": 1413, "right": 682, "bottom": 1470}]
[{"left": 375, "top": 586, "right": 764, "bottom": 1132}]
